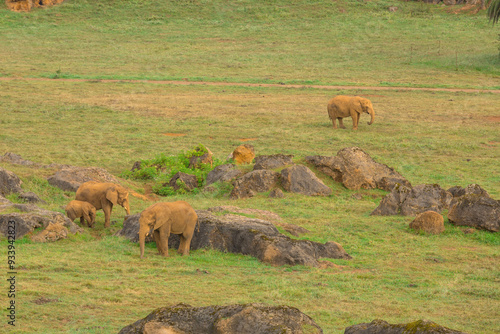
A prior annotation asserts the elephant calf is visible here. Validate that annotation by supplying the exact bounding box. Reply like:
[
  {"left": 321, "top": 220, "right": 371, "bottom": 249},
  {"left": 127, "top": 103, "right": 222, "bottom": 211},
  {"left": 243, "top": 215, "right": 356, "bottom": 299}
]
[
  {"left": 327, "top": 95, "right": 375, "bottom": 130},
  {"left": 65, "top": 200, "right": 97, "bottom": 228}
]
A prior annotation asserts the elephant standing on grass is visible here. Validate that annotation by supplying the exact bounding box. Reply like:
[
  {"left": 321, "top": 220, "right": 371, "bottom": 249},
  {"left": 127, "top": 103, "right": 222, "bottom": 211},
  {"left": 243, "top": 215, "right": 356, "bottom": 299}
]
[
  {"left": 327, "top": 95, "right": 375, "bottom": 130},
  {"left": 75, "top": 181, "right": 130, "bottom": 228},
  {"left": 139, "top": 201, "right": 198, "bottom": 259}
]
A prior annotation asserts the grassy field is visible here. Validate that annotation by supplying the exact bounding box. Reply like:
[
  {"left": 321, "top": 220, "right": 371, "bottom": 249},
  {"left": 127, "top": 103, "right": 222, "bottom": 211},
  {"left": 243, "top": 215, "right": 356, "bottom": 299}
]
[{"left": 1, "top": 0, "right": 499, "bottom": 333}]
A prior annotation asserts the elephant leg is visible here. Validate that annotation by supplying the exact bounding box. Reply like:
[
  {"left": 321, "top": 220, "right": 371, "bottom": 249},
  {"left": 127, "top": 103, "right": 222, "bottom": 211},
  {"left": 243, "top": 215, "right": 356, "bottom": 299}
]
[
  {"left": 82, "top": 212, "right": 91, "bottom": 227},
  {"left": 180, "top": 231, "right": 194, "bottom": 256},
  {"left": 331, "top": 117, "right": 337, "bottom": 129},
  {"left": 159, "top": 227, "right": 169, "bottom": 257},
  {"left": 153, "top": 230, "right": 163, "bottom": 255},
  {"left": 80, "top": 216, "right": 85, "bottom": 226},
  {"left": 103, "top": 204, "right": 112, "bottom": 228},
  {"left": 351, "top": 113, "right": 359, "bottom": 130},
  {"left": 338, "top": 118, "right": 346, "bottom": 129}
]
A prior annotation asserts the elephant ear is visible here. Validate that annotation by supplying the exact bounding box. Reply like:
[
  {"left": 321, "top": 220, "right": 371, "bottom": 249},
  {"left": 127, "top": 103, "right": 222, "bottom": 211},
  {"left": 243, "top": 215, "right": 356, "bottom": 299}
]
[{"left": 106, "top": 188, "right": 118, "bottom": 205}]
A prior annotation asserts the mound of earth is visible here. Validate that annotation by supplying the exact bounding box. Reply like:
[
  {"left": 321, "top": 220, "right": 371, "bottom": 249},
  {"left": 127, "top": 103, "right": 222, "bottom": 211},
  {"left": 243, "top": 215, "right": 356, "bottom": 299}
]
[
  {"left": 118, "top": 303, "right": 323, "bottom": 334},
  {"left": 344, "top": 319, "right": 467, "bottom": 334},
  {"left": 116, "top": 210, "right": 351, "bottom": 267}
]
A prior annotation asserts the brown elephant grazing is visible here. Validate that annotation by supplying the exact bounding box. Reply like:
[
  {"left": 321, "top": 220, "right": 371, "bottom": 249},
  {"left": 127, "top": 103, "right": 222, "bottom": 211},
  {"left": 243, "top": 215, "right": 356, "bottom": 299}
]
[
  {"left": 327, "top": 95, "right": 375, "bottom": 130},
  {"left": 75, "top": 181, "right": 130, "bottom": 228},
  {"left": 139, "top": 201, "right": 198, "bottom": 259},
  {"left": 65, "top": 200, "right": 97, "bottom": 228}
]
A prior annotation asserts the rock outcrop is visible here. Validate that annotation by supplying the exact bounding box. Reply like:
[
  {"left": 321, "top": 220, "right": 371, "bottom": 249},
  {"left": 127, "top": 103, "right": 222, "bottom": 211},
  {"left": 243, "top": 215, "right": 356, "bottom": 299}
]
[
  {"left": 0, "top": 167, "right": 23, "bottom": 195},
  {"left": 168, "top": 172, "right": 198, "bottom": 191},
  {"left": 344, "top": 319, "right": 467, "bottom": 334},
  {"left": 47, "top": 166, "right": 119, "bottom": 192},
  {"left": 118, "top": 303, "right": 323, "bottom": 334},
  {"left": 281, "top": 165, "right": 332, "bottom": 196},
  {"left": 371, "top": 184, "right": 452, "bottom": 216},
  {"left": 230, "top": 144, "right": 255, "bottom": 164},
  {"left": 116, "top": 210, "right": 351, "bottom": 267},
  {"left": 0, "top": 209, "right": 82, "bottom": 241},
  {"left": 306, "top": 147, "right": 411, "bottom": 191},
  {"left": 230, "top": 170, "right": 280, "bottom": 199},
  {"left": 253, "top": 154, "right": 294, "bottom": 170},
  {"left": 448, "top": 184, "right": 499, "bottom": 232},
  {"left": 205, "top": 164, "right": 243, "bottom": 186}
]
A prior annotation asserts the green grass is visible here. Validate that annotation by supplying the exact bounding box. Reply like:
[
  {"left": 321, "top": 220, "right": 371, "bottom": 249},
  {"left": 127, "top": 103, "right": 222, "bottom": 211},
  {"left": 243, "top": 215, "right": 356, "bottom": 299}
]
[
  {"left": 0, "top": 0, "right": 499, "bottom": 333},
  {"left": 0, "top": 0, "right": 499, "bottom": 88}
]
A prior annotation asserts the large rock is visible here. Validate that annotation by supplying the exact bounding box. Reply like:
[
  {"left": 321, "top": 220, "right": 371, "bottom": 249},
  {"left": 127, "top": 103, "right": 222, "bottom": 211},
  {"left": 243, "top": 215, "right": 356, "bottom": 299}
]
[
  {"left": 371, "top": 184, "right": 452, "bottom": 216},
  {"left": 0, "top": 210, "right": 82, "bottom": 241},
  {"left": 0, "top": 152, "right": 38, "bottom": 167},
  {"left": 344, "top": 319, "right": 467, "bottom": 334},
  {"left": 47, "top": 166, "right": 119, "bottom": 192},
  {"left": 306, "top": 147, "right": 411, "bottom": 191},
  {"left": 281, "top": 165, "right": 332, "bottom": 196},
  {"left": 119, "top": 303, "right": 323, "bottom": 334},
  {"left": 253, "top": 154, "right": 294, "bottom": 170},
  {"left": 409, "top": 211, "right": 445, "bottom": 234},
  {"left": 116, "top": 210, "right": 351, "bottom": 267},
  {"left": 230, "top": 144, "right": 255, "bottom": 164},
  {"left": 0, "top": 167, "right": 23, "bottom": 195},
  {"left": 168, "top": 172, "right": 198, "bottom": 191},
  {"left": 448, "top": 184, "right": 499, "bottom": 232},
  {"left": 6, "top": 0, "right": 65, "bottom": 12},
  {"left": 188, "top": 146, "right": 213, "bottom": 169},
  {"left": 205, "top": 164, "right": 243, "bottom": 186},
  {"left": 230, "top": 170, "right": 280, "bottom": 199}
]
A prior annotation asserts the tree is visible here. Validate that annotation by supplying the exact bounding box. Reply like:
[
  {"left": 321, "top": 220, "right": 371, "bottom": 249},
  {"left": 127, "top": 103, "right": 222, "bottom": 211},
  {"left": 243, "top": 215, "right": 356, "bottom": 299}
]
[{"left": 488, "top": 0, "right": 500, "bottom": 24}]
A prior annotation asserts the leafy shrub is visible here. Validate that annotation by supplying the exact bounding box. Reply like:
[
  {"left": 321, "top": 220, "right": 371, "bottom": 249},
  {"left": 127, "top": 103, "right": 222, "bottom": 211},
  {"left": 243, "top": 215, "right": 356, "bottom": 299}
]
[{"left": 122, "top": 144, "right": 226, "bottom": 196}]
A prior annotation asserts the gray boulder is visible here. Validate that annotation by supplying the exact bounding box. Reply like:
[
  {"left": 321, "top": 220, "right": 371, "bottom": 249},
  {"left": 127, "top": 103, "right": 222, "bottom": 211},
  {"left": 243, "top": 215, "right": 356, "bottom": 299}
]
[
  {"left": 344, "top": 319, "right": 467, "bottom": 334},
  {"left": 0, "top": 152, "right": 38, "bottom": 167},
  {"left": 371, "top": 184, "right": 452, "bottom": 216},
  {"left": 205, "top": 164, "right": 243, "bottom": 186},
  {"left": 448, "top": 184, "right": 499, "bottom": 232},
  {"left": 119, "top": 303, "right": 323, "bottom": 334},
  {"left": 306, "top": 147, "right": 411, "bottom": 191},
  {"left": 230, "top": 170, "right": 280, "bottom": 199},
  {"left": 281, "top": 165, "right": 332, "bottom": 196},
  {"left": 116, "top": 210, "right": 351, "bottom": 267},
  {"left": 18, "top": 192, "right": 46, "bottom": 204},
  {"left": 47, "top": 166, "right": 119, "bottom": 192},
  {"left": 168, "top": 172, "right": 198, "bottom": 191},
  {"left": 0, "top": 167, "right": 23, "bottom": 195},
  {"left": 0, "top": 210, "right": 82, "bottom": 241},
  {"left": 253, "top": 154, "right": 294, "bottom": 170}
]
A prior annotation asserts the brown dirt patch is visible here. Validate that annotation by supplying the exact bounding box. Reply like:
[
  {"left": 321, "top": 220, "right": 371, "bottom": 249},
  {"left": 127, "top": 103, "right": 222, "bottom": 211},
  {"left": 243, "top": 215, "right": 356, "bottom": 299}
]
[
  {"left": 484, "top": 116, "right": 500, "bottom": 122},
  {"left": 162, "top": 133, "right": 187, "bottom": 137},
  {"left": 238, "top": 138, "right": 258, "bottom": 142}
]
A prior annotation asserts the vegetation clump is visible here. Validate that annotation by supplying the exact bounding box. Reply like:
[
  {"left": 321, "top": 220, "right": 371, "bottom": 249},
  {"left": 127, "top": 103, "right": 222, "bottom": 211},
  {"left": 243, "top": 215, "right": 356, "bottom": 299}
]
[{"left": 121, "top": 144, "right": 225, "bottom": 196}]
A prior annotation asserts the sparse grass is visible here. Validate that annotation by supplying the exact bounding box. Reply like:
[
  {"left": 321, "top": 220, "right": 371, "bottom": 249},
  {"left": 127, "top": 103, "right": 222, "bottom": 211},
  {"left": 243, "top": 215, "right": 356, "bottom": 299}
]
[{"left": 0, "top": 0, "right": 499, "bottom": 333}]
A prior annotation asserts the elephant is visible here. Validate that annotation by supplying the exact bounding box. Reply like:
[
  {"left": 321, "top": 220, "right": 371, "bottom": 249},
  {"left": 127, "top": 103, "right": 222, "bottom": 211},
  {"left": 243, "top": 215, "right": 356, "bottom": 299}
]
[
  {"left": 327, "top": 95, "right": 375, "bottom": 130},
  {"left": 138, "top": 201, "right": 198, "bottom": 259},
  {"left": 65, "top": 200, "right": 97, "bottom": 228},
  {"left": 75, "top": 181, "right": 130, "bottom": 228}
]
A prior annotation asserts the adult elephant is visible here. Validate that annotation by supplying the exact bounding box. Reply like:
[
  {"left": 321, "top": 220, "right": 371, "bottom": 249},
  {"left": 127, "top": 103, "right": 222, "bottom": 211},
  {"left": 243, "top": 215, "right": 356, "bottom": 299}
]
[
  {"left": 327, "top": 95, "right": 375, "bottom": 130},
  {"left": 75, "top": 181, "right": 131, "bottom": 228},
  {"left": 138, "top": 201, "right": 198, "bottom": 259}
]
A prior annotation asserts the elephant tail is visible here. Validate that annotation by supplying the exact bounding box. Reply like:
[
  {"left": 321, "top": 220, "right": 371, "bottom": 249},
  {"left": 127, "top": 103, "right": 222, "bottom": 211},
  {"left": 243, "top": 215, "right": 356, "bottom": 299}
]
[{"left": 196, "top": 218, "right": 200, "bottom": 233}]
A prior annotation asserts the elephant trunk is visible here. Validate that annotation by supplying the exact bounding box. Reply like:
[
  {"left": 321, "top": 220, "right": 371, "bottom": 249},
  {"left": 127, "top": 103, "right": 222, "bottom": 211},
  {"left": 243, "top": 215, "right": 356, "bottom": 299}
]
[
  {"left": 123, "top": 199, "right": 131, "bottom": 216},
  {"left": 367, "top": 109, "right": 375, "bottom": 125}
]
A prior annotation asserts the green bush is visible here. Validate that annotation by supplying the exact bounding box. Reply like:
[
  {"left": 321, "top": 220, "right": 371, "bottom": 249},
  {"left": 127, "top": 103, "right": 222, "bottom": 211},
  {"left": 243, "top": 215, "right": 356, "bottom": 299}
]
[{"left": 122, "top": 144, "right": 226, "bottom": 196}]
